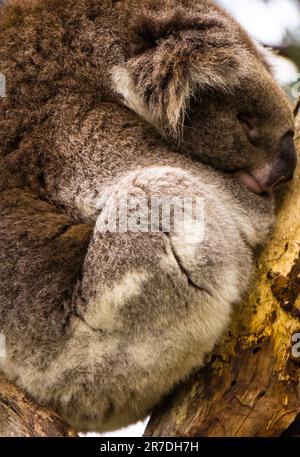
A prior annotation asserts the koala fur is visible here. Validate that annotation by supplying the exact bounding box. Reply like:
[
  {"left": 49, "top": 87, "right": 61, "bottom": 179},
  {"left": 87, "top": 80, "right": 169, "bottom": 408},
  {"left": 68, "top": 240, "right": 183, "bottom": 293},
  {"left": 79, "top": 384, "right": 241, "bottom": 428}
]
[{"left": 0, "top": 0, "right": 296, "bottom": 432}]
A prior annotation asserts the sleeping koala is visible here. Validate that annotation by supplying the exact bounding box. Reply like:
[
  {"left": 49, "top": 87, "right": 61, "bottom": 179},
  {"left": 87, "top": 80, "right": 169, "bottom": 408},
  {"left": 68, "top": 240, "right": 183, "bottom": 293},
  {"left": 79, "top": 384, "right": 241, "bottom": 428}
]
[{"left": 0, "top": 0, "right": 297, "bottom": 432}]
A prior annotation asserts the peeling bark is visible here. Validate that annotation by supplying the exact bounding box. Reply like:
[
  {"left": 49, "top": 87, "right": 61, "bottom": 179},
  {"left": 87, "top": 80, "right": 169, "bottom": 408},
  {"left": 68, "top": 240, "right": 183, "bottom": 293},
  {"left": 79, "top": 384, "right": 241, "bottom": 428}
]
[
  {"left": 144, "top": 106, "right": 300, "bottom": 437},
  {"left": 0, "top": 374, "right": 77, "bottom": 437}
]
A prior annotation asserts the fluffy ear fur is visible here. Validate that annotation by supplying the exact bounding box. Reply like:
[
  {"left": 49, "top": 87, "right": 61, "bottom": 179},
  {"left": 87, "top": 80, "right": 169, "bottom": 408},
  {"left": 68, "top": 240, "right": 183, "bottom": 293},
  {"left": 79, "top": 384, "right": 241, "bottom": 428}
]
[
  {"left": 112, "top": 2, "right": 254, "bottom": 135},
  {"left": 254, "top": 41, "right": 278, "bottom": 75}
]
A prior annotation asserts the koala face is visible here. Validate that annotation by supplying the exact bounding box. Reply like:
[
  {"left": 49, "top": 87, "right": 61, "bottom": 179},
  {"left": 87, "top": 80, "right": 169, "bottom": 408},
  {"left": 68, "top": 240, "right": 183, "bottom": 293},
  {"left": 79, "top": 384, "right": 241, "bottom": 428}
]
[
  {"left": 114, "top": 0, "right": 297, "bottom": 195},
  {"left": 181, "top": 68, "right": 297, "bottom": 195}
]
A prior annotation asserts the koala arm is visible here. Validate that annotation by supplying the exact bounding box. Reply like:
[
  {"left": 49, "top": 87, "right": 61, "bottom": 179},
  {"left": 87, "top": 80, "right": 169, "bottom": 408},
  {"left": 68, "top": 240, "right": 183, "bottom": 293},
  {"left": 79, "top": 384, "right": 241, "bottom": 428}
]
[
  {"left": 0, "top": 166, "right": 252, "bottom": 432},
  {"left": 0, "top": 187, "right": 92, "bottom": 367},
  {"left": 0, "top": 167, "right": 247, "bottom": 431}
]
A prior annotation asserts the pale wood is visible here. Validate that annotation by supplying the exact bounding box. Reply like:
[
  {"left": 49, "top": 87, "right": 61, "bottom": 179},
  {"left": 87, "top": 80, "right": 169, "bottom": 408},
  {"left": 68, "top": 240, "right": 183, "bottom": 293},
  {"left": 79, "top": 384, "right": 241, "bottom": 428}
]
[{"left": 0, "top": 374, "right": 77, "bottom": 437}]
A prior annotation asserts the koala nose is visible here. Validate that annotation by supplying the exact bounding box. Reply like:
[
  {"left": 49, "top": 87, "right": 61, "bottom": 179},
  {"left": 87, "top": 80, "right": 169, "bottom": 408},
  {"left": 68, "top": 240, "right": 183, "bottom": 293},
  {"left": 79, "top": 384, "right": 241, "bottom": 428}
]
[{"left": 267, "top": 134, "right": 297, "bottom": 191}]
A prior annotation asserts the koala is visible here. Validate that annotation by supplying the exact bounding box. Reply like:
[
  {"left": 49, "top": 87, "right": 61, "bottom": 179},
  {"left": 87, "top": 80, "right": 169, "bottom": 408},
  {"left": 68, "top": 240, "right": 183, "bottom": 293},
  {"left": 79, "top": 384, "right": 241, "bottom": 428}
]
[{"left": 0, "top": 0, "right": 297, "bottom": 433}]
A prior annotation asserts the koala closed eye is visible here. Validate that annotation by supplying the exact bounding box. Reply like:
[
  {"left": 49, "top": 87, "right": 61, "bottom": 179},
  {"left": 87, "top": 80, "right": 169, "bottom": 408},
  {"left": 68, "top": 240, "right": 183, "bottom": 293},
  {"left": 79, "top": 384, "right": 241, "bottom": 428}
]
[{"left": 237, "top": 113, "right": 260, "bottom": 145}]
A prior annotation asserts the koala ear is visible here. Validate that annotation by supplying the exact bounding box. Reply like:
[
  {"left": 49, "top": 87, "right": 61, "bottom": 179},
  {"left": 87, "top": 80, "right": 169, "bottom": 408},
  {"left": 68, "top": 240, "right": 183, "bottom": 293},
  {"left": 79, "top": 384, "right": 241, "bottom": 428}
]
[
  {"left": 112, "top": 6, "right": 251, "bottom": 136},
  {"left": 254, "top": 42, "right": 278, "bottom": 75}
]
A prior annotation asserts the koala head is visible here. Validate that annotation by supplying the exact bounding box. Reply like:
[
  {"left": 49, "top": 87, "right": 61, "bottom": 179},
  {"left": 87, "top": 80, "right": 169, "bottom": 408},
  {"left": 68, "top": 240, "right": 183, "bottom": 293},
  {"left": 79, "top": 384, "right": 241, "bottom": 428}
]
[
  {"left": 181, "top": 67, "right": 296, "bottom": 195},
  {"left": 113, "top": 0, "right": 297, "bottom": 195}
]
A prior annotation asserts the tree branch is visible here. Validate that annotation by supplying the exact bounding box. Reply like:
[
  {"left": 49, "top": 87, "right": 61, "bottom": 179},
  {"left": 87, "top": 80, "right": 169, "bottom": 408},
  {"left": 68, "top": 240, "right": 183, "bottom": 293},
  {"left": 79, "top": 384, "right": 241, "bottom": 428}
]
[{"left": 0, "top": 374, "right": 77, "bottom": 437}]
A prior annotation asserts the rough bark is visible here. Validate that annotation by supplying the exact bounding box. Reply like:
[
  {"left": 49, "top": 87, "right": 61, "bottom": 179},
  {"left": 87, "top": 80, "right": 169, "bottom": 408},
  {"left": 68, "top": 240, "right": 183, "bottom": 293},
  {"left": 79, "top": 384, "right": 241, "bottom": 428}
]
[
  {"left": 145, "top": 105, "right": 300, "bottom": 437},
  {"left": 0, "top": 374, "right": 77, "bottom": 437}
]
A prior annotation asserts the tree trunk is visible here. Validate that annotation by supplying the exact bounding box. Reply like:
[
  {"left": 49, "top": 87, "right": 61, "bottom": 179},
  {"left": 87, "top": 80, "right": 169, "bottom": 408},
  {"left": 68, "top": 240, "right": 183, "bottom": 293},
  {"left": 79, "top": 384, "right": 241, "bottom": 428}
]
[
  {"left": 144, "top": 104, "right": 300, "bottom": 438},
  {"left": 0, "top": 374, "right": 77, "bottom": 437}
]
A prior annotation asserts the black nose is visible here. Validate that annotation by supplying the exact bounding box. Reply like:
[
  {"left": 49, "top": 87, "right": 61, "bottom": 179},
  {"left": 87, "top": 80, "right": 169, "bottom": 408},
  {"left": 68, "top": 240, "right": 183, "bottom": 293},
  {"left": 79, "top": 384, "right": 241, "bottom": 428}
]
[{"left": 267, "top": 134, "right": 297, "bottom": 190}]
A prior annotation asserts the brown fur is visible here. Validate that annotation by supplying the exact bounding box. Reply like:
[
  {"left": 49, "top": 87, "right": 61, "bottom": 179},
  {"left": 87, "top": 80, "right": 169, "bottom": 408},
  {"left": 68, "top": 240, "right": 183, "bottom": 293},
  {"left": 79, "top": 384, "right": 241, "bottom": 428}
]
[{"left": 0, "top": 0, "right": 295, "bottom": 432}]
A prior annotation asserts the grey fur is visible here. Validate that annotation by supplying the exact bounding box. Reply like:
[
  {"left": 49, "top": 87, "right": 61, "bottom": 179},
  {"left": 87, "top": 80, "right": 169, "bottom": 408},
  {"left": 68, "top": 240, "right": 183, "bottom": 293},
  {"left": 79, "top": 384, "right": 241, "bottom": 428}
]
[{"left": 0, "top": 0, "right": 295, "bottom": 432}]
